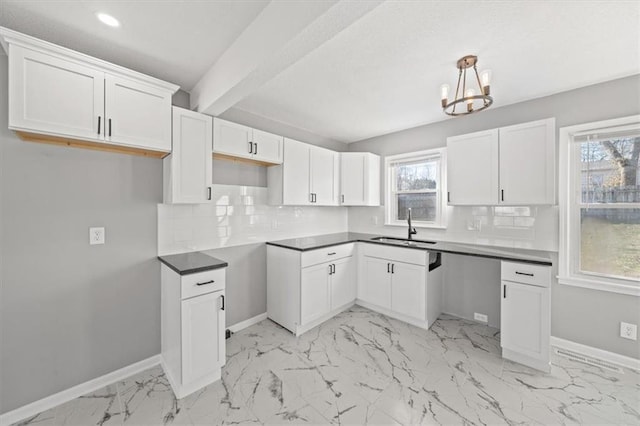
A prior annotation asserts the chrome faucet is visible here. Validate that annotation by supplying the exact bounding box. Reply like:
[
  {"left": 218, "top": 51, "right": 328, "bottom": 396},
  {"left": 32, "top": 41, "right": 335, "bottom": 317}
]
[{"left": 407, "top": 208, "right": 417, "bottom": 240}]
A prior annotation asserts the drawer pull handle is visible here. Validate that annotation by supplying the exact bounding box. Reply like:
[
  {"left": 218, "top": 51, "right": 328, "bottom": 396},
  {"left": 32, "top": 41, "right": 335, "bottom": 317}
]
[
  {"left": 503, "top": 284, "right": 506, "bottom": 298},
  {"left": 221, "top": 295, "right": 225, "bottom": 310},
  {"left": 515, "top": 271, "right": 534, "bottom": 277},
  {"left": 249, "top": 141, "right": 254, "bottom": 154},
  {"left": 391, "top": 263, "right": 395, "bottom": 274},
  {"left": 328, "top": 264, "right": 333, "bottom": 275},
  {"left": 196, "top": 280, "right": 215, "bottom": 286},
  {"left": 109, "top": 118, "right": 112, "bottom": 137},
  {"left": 97, "top": 116, "right": 101, "bottom": 135},
  {"left": 387, "top": 263, "right": 390, "bottom": 273},
  {"left": 328, "top": 252, "right": 336, "bottom": 256}
]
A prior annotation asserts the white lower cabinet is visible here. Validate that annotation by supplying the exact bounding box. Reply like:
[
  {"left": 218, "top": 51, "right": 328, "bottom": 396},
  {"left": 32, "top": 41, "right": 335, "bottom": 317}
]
[
  {"left": 357, "top": 244, "right": 441, "bottom": 329},
  {"left": 161, "top": 265, "right": 226, "bottom": 398},
  {"left": 267, "top": 244, "right": 356, "bottom": 336},
  {"left": 500, "top": 261, "right": 551, "bottom": 372}
]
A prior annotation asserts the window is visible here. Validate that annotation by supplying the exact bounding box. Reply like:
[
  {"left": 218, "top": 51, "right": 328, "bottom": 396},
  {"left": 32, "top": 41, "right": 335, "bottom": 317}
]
[
  {"left": 385, "top": 148, "right": 446, "bottom": 228},
  {"left": 559, "top": 115, "right": 640, "bottom": 296}
]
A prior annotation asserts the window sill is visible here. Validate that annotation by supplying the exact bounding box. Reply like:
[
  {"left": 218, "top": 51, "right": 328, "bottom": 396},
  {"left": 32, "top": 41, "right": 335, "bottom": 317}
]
[{"left": 558, "top": 276, "right": 640, "bottom": 297}]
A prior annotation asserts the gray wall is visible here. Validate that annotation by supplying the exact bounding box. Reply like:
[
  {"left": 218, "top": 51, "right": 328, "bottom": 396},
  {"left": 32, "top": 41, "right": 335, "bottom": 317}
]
[
  {"left": 442, "top": 255, "right": 502, "bottom": 329},
  {"left": 204, "top": 244, "right": 266, "bottom": 327},
  {"left": 0, "top": 55, "right": 163, "bottom": 413},
  {"left": 349, "top": 74, "right": 640, "bottom": 360}
]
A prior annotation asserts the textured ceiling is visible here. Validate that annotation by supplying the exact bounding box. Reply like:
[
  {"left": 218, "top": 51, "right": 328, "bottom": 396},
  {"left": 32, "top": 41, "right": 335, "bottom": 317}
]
[
  {"left": 234, "top": 1, "right": 640, "bottom": 142},
  {"left": 0, "top": 0, "right": 269, "bottom": 90},
  {"left": 0, "top": 0, "right": 638, "bottom": 143}
]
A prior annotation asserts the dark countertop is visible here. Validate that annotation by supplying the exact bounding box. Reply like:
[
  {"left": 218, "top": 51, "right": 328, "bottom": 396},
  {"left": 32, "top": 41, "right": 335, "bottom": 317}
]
[
  {"left": 266, "top": 232, "right": 552, "bottom": 266},
  {"left": 158, "top": 252, "right": 228, "bottom": 275}
]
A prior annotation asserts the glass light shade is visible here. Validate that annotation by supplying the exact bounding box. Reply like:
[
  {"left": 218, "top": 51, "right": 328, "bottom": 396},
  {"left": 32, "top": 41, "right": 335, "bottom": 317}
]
[{"left": 440, "top": 84, "right": 449, "bottom": 100}]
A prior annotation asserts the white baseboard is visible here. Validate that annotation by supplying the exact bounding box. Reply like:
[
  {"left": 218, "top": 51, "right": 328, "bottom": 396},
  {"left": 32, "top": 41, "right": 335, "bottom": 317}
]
[
  {"left": 551, "top": 336, "right": 640, "bottom": 371},
  {"left": 228, "top": 312, "right": 268, "bottom": 333},
  {"left": 0, "top": 355, "right": 161, "bottom": 426}
]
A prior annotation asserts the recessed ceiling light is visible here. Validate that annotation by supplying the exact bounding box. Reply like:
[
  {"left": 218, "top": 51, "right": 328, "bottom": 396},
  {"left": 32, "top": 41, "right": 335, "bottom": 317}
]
[{"left": 96, "top": 13, "right": 120, "bottom": 28}]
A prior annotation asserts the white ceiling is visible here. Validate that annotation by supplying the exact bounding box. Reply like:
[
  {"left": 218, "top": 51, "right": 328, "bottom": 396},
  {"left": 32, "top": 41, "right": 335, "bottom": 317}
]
[
  {"left": 0, "top": 0, "right": 269, "bottom": 90},
  {"left": 234, "top": 0, "right": 640, "bottom": 142},
  {"left": 0, "top": 0, "right": 638, "bottom": 143}
]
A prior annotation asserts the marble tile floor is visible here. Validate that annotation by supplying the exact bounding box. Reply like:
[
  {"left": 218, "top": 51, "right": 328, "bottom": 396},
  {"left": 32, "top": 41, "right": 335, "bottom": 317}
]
[{"left": 15, "top": 306, "right": 640, "bottom": 425}]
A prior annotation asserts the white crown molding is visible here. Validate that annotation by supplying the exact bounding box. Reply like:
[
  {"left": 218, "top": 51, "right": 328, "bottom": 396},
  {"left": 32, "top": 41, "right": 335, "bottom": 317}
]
[{"left": 0, "top": 26, "right": 180, "bottom": 94}]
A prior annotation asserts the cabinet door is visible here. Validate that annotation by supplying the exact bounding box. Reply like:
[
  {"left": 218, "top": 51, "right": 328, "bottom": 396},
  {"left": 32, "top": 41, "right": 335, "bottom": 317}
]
[
  {"left": 341, "top": 153, "right": 366, "bottom": 205},
  {"left": 447, "top": 129, "right": 499, "bottom": 205},
  {"left": 499, "top": 118, "right": 555, "bottom": 205},
  {"left": 330, "top": 257, "right": 356, "bottom": 310},
  {"left": 361, "top": 256, "right": 391, "bottom": 309},
  {"left": 252, "top": 129, "right": 283, "bottom": 164},
  {"left": 213, "top": 118, "right": 253, "bottom": 159},
  {"left": 104, "top": 74, "right": 172, "bottom": 151},
  {"left": 390, "top": 261, "right": 426, "bottom": 321},
  {"left": 310, "top": 146, "right": 339, "bottom": 205},
  {"left": 181, "top": 291, "right": 225, "bottom": 385},
  {"left": 500, "top": 281, "right": 549, "bottom": 360},
  {"left": 169, "top": 107, "right": 213, "bottom": 203},
  {"left": 300, "top": 263, "right": 331, "bottom": 325},
  {"left": 282, "top": 138, "right": 312, "bottom": 205},
  {"left": 9, "top": 45, "right": 104, "bottom": 141}
]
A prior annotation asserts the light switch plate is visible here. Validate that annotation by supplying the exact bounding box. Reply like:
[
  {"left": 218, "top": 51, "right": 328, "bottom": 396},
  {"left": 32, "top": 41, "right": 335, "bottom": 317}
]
[{"left": 89, "top": 227, "right": 105, "bottom": 245}]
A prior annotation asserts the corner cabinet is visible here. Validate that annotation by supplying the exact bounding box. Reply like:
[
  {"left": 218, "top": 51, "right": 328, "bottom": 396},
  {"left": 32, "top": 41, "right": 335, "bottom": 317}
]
[
  {"left": 500, "top": 261, "right": 551, "bottom": 372},
  {"left": 2, "top": 29, "right": 178, "bottom": 157},
  {"left": 267, "top": 243, "right": 356, "bottom": 336},
  {"left": 447, "top": 118, "right": 555, "bottom": 205},
  {"left": 213, "top": 118, "right": 283, "bottom": 164},
  {"left": 357, "top": 243, "right": 442, "bottom": 329},
  {"left": 340, "top": 152, "right": 380, "bottom": 206},
  {"left": 161, "top": 265, "right": 226, "bottom": 398},
  {"left": 163, "top": 107, "right": 213, "bottom": 204},
  {"left": 268, "top": 138, "right": 340, "bottom": 206}
]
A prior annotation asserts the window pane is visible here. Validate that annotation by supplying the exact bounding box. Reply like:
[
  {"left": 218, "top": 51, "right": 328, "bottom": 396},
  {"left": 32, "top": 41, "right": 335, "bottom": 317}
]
[
  {"left": 581, "top": 137, "right": 640, "bottom": 203},
  {"left": 580, "top": 208, "right": 640, "bottom": 280},
  {"left": 397, "top": 193, "right": 436, "bottom": 221},
  {"left": 395, "top": 160, "right": 438, "bottom": 191}
]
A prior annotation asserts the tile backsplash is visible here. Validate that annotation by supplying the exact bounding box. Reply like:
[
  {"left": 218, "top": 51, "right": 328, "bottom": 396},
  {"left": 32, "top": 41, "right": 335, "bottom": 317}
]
[
  {"left": 158, "top": 184, "right": 348, "bottom": 255},
  {"left": 348, "top": 204, "right": 559, "bottom": 251}
]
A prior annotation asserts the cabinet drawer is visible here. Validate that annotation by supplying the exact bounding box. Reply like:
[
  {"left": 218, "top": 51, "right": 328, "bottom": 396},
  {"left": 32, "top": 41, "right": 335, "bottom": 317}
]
[
  {"left": 181, "top": 268, "right": 226, "bottom": 299},
  {"left": 501, "top": 261, "right": 550, "bottom": 288},
  {"left": 301, "top": 243, "right": 354, "bottom": 268}
]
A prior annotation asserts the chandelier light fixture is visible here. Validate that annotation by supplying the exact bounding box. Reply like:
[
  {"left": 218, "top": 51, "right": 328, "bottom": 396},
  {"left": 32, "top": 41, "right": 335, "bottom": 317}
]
[{"left": 441, "top": 55, "right": 493, "bottom": 116}]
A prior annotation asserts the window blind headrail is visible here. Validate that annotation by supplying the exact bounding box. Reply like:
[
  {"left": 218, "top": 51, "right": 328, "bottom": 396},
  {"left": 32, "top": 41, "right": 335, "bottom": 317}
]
[{"left": 573, "top": 123, "right": 640, "bottom": 143}]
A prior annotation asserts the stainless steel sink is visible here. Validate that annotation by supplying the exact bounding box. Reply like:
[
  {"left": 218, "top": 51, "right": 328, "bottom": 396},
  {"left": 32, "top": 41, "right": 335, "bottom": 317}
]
[{"left": 370, "top": 236, "right": 436, "bottom": 248}]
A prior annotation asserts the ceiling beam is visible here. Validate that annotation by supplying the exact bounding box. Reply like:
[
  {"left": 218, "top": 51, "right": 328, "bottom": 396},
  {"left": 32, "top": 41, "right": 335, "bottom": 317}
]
[{"left": 190, "top": 0, "right": 384, "bottom": 116}]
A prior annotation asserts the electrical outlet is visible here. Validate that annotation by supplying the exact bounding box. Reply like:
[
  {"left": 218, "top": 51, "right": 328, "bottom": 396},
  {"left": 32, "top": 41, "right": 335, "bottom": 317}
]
[
  {"left": 89, "top": 227, "right": 105, "bottom": 245},
  {"left": 474, "top": 312, "right": 488, "bottom": 323},
  {"left": 620, "top": 322, "right": 637, "bottom": 340}
]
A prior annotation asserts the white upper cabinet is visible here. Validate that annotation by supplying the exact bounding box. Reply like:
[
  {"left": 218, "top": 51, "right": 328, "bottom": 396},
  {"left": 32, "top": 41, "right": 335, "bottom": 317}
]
[
  {"left": 447, "top": 129, "right": 499, "bottom": 205},
  {"left": 2, "top": 28, "right": 178, "bottom": 156},
  {"left": 340, "top": 152, "right": 380, "bottom": 206},
  {"left": 213, "top": 118, "right": 283, "bottom": 164},
  {"left": 104, "top": 75, "right": 172, "bottom": 151},
  {"left": 310, "top": 145, "right": 340, "bottom": 205},
  {"left": 499, "top": 119, "right": 556, "bottom": 205},
  {"left": 8, "top": 45, "right": 105, "bottom": 141},
  {"left": 268, "top": 138, "right": 339, "bottom": 206},
  {"left": 163, "top": 107, "right": 213, "bottom": 204},
  {"left": 252, "top": 128, "right": 284, "bottom": 164},
  {"left": 447, "top": 118, "right": 555, "bottom": 205}
]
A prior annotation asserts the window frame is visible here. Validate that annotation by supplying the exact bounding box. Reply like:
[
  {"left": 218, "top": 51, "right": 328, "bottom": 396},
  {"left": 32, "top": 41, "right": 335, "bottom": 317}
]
[
  {"left": 559, "top": 115, "right": 640, "bottom": 296},
  {"left": 384, "top": 148, "right": 447, "bottom": 229}
]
